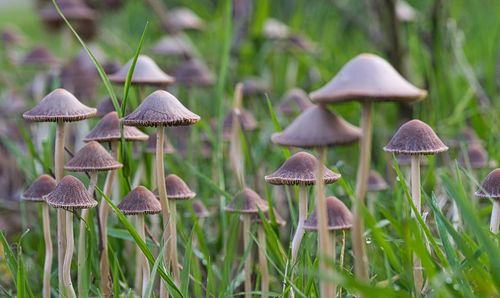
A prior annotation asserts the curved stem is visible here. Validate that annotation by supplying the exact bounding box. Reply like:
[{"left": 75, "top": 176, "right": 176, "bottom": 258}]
[
  {"left": 291, "top": 186, "right": 307, "bottom": 264},
  {"left": 411, "top": 155, "right": 423, "bottom": 292},
  {"left": 63, "top": 211, "right": 76, "bottom": 298},
  {"left": 490, "top": 201, "right": 500, "bottom": 233},
  {"left": 42, "top": 203, "right": 52, "bottom": 298},
  {"left": 170, "top": 200, "right": 180, "bottom": 282},
  {"left": 55, "top": 121, "right": 66, "bottom": 293},
  {"left": 243, "top": 215, "right": 252, "bottom": 298},
  {"left": 258, "top": 226, "right": 269, "bottom": 298},
  {"left": 137, "top": 214, "right": 150, "bottom": 298}
]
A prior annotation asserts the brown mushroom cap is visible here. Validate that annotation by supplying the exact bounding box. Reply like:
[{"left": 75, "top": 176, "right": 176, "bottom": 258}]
[
  {"left": 367, "top": 170, "right": 389, "bottom": 192},
  {"left": 123, "top": 90, "right": 200, "bottom": 127},
  {"left": 65, "top": 141, "right": 123, "bottom": 172},
  {"left": 170, "top": 59, "right": 215, "bottom": 87},
  {"left": 384, "top": 120, "right": 448, "bottom": 155},
  {"left": 458, "top": 144, "right": 489, "bottom": 169},
  {"left": 222, "top": 108, "right": 258, "bottom": 139},
  {"left": 225, "top": 187, "right": 269, "bottom": 214},
  {"left": 271, "top": 105, "right": 361, "bottom": 148},
  {"left": 248, "top": 209, "right": 286, "bottom": 226},
  {"left": 475, "top": 169, "right": 500, "bottom": 199},
  {"left": 118, "top": 186, "right": 161, "bottom": 215},
  {"left": 21, "top": 46, "right": 58, "bottom": 66},
  {"left": 145, "top": 132, "right": 175, "bottom": 154},
  {"left": 278, "top": 88, "right": 314, "bottom": 116},
  {"left": 23, "top": 88, "right": 96, "bottom": 122},
  {"left": 84, "top": 111, "right": 149, "bottom": 142},
  {"left": 304, "top": 196, "right": 353, "bottom": 231},
  {"left": 310, "top": 53, "right": 427, "bottom": 103},
  {"left": 265, "top": 151, "right": 341, "bottom": 185},
  {"left": 45, "top": 175, "right": 97, "bottom": 209},
  {"left": 151, "top": 35, "right": 195, "bottom": 57},
  {"left": 109, "top": 55, "right": 175, "bottom": 86},
  {"left": 154, "top": 174, "right": 196, "bottom": 200},
  {"left": 22, "top": 175, "right": 57, "bottom": 202},
  {"left": 191, "top": 199, "right": 210, "bottom": 218},
  {"left": 165, "top": 8, "right": 205, "bottom": 33}
]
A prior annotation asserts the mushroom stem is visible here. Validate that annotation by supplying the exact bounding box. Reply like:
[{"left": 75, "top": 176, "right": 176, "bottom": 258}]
[
  {"left": 243, "top": 214, "right": 252, "bottom": 298},
  {"left": 339, "top": 230, "right": 346, "bottom": 298},
  {"left": 353, "top": 101, "right": 372, "bottom": 282},
  {"left": 137, "top": 214, "right": 150, "bottom": 298},
  {"left": 490, "top": 201, "right": 500, "bottom": 233},
  {"left": 258, "top": 225, "right": 269, "bottom": 298},
  {"left": 99, "top": 140, "right": 118, "bottom": 297},
  {"left": 42, "top": 203, "right": 52, "bottom": 298},
  {"left": 410, "top": 155, "right": 423, "bottom": 292},
  {"left": 170, "top": 200, "right": 180, "bottom": 282},
  {"left": 329, "top": 231, "right": 337, "bottom": 296},
  {"left": 55, "top": 121, "right": 66, "bottom": 293},
  {"left": 291, "top": 185, "right": 307, "bottom": 264},
  {"left": 63, "top": 211, "right": 76, "bottom": 298},
  {"left": 316, "top": 146, "right": 333, "bottom": 298},
  {"left": 78, "top": 172, "right": 97, "bottom": 298}
]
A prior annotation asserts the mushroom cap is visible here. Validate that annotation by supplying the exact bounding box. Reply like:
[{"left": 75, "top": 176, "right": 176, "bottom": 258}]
[
  {"left": 22, "top": 175, "right": 56, "bottom": 202},
  {"left": 458, "top": 144, "right": 489, "bottom": 169},
  {"left": 222, "top": 108, "right": 258, "bottom": 139},
  {"left": 271, "top": 105, "right": 361, "bottom": 148},
  {"left": 145, "top": 132, "right": 175, "bottom": 154},
  {"left": 45, "top": 175, "right": 97, "bottom": 209},
  {"left": 278, "top": 88, "right": 314, "bottom": 116},
  {"left": 21, "top": 46, "right": 58, "bottom": 66},
  {"left": 265, "top": 151, "right": 341, "bottom": 185},
  {"left": 248, "top": 209, "right": 286, "bottom": 226},
  {"left": 109, "top": 55, "right": 175, "bottom": 86},
  {"left": 65, "top": 141, "right": 123, "bottom": 172},
  {"left": 170, "top": 59, "right": 215, "bottom": 87},
  {"left": 84, "top": 112, "right": 149, "bottom": 142},
  {"left": 1, "top": 26, "right": 25, "bottom": 45},
  {"left": 151, "top": 35, "right": 194, "bottom": 57},
  {"left": 154, "top": 174, "right": 196, "bottom": 200},
  {"left": 448, "top": 127, "right": 481, "bottom": 149},
  {"left": 310, "top": 53, "right": 427, "bottom": 103},
  {"left": 118, "top": 186, "right": 161, "bottom": 215},
  {"left": 304, "top": 196, "right": 353, "bottom": 231},
  {"left": 191, "top": 199, "right": 210, "bottom": 218},
  {"left": 241, "top": 77, "right": 270, "bottom": 96},
  {"left": 367, "top": 170, "right": 389, "bottom": 192},
  {"left": 165, "top": 8, "right": 205, "bottom": 33},
  {"left": 475, "top": 169, "right": 500, "bottom": 199},
  {"left": 96, "top": 97, "right": 122, "bottom": 117},
  {"left": 225, "top": 187, "right": 269, "bottom": 214},
  {"left": 23, "top": 88, "right": 96, "bottom": 122},
  {"left": 40, "top": 0, "right": 96, "bottom": 24},
  {"left": 384, "top": 120, "right": 448, "bottom": 155},
  {"left": 123, "top": 90, "right": 200, "bottom": 127}
]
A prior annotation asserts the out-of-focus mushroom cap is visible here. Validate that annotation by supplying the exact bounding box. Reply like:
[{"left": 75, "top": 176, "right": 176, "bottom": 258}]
[
  {"left": 191, "top": 199, "right": 210, "bottom": 218},
  {"left": 384, "top": 120, "right": 448, "bottom": 155},
  {"left": 45, "top": 175, "right": 97, "bottom": 209},
  {"left": 458, "top": 144, "right": 489, "bottom": 169},
  {"left": 241, "top": 77, "right": 270, "bottom": 96},
  {"left": 109, "top": 55, "right": 175, "bottom": 86},
  {"left": 225, "top": 187, "right": 269, "bottom": 214},
  {"left": 118, "top": 186, "right": 161, "bottom": 215},
  {"left": 151, "top": 35, "right": 194, "bottom": 57},
  {"left": 248, "top": 209, "right": 286, "bottom": 226},
  {"left": 95, "top": 97, "right": 121, "bottom": 117},
  {"left": 65, "top": 141, "right": 123, "bottom": 172},
  {"left": 396, "top": 0, "right": 417, "bottom": 22},
  {"left": 165, "top": 8, "right": 205, "bottom": 33},
  {"left": 366, "top": 170, "right": 389, "bottom": 192},
  {"left": 222, "top": 108, "right": 258, "bottom": 139},
  {"left": 278, "top": 88, "right": 314, "bottom": 116},
  {"left": 170, "top": 59, "right": 215, "bottom": 87},
  {"left": 21, "top": 46, "right": 58, "bottom": 66},
  {"left": 40, "top": 0, "right": 96, "bottom": 24},
  {"left": 304, "top": 196, "right": 353, "bottom": 231},
  {"left": 475, "top": 169, "right": 500, "bottom": 199},
  {"left": 154, "top": 174, "right": 196, "bottom": 200},
  {"left": 263, "top": 18, "right": 290, "bottom": 40},
  {"left": 22, "top": 175, "right": 56, "bottom": 202},
  {"left": 84, "top": 112, "right": 148, "bottom": 142}
]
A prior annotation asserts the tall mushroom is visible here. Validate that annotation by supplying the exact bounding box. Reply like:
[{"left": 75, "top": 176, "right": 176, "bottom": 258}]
[
  {"left": 310, "top": 53, "right": 426, "bottom": 280},
  {"left": 23, "top": 88, "right": 96, "bottom": 294},
  {"left": 475, "top": 169, "right": 500, "bottom": 233},
  {"left": 124, "top": 90, "right": 200, "bottom": 294},
  {"left": 45, "top": 175, "right": 98, "bottom": 298}
]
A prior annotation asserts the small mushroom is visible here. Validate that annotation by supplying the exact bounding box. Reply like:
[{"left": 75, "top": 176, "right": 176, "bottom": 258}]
[
  {"left": 95, "top": 97, "right": 122, "bottom": 117},
  {"left": 20, "top": 45, "right": 58, "bottom": 66},
  {"left": 170, "top": 58, "right": 215, "bottom": 87},
  {"left": 151, "top": 35, "right": 195, "bottom": 58},
  {"left": 278, "top": 88, "right": 313, "bottom": 117},
  {"left": 109, "top": 55, "right": 175, "bottom": 88},
  {"left": 457, "top": 143, "right": 489, "bottom": 170},
  {"left": 475, "top": 169, "right": 500, "bottom": 233},
  {"left": 366, "top": 170, "right": 389, "bottom": 214},
  {"left": 164, "top": 8, "right": 205, "bottom": 33}
]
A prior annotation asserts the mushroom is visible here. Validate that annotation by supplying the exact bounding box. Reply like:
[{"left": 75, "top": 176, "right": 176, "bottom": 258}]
[
  {"left": 95, "top": 97, "right": 122, "bottom": 117},
  {"left": 151, "top": 35, "right": 195, "bottom": 59},
  {"left": 457, "top": 143, "right": 489, "bottom": 170},
  {"left": 118, "top": 186, "right": 161, "bottom": 296},
  {"left": 475, "top": 169, "right": 500, "bottom": 233},
  {"left": 310, "top": 53, "right": 427, "bottom": 281},
  {"left": 170, "top": 58, "right": 215, "bottom": 88},
  {"left": 165, "top": 8, "right": 205, "bottom": 33},
  {"left": 64, "top": 141, "right": 122, "bottom": 297},
  {"left": 23, "top": 88, "right": 96, "bottom": 294},
  {"left": 271, "top": 105, "right": 360, "bottom": 297},
  {"left": 366, "top": 170, "right": 389, "bottom": 214},
  {"left": 278, "top": 88, "right": 313, "bottom": 117},
  {"left": 22, "top": 175, "right": 57, "bottom": 298},
  {"left": 45, "top": 175, "right": 98, "bottom": 298},
  {"left": 124, "top": 90, "right": 199, "bottom": 293},
  {"left": 20, "top": 45, "right": 58, "bottom": 66},
  {"left": 384, "top": 119, "right": 448, "bottom": 291},
  {"left": 225, "top": 187, "right": 269, "bottom": 298},
  {"left": 191, "top": 199, "right": 210, "bottom": 221},
  {"left": 222, "top": 108, "right": 258, "bottom": 140}
]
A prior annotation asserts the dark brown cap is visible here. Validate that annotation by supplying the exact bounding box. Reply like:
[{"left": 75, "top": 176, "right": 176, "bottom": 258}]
[
  {"left": 118, "top": 186, "right": 161, "bottom": 215},
  {"left": 22, "top": 175, "right": 56, "bottom": 202},
  {"left": 151, "top": 35, "right": 194, "bottom": 58},
  {"left": 21, "top": 46, "right": 58, "bottom": 66},
  {"left": 23, "top": 88, "right": 96, "bottom": 122},
  {"left": 65, "top": 141, "right": 123, "bottom": 172},
  {"left": 222, "top": 108, "right": 257, "bottom": 139},
  {"left": 304, "top": 196, "right": 353, "bottom": 231},
  {"left": 458, "top": 144, "right": 489, "bottom": 169},
  {"left": 271, "top": 105, "right": 361, "bottom": 148},
  {"left": 165, "top": 8, "right": 205, "bottom": 33},
  {"left": 170, "top": 59, "right": 215, "bottom": 87},
  {"left": 310, "top": 53, "right": 427, "bottom": 103},
  {"left": 96, "top": 97, "right": 122, "bottom": 117},
  {"left": 475, "top": 169, "right": 500, "bottom": 199},
  {"left": 225, "top": 187, "right": 269, "bottom": 214},
  {"left": 84, "top": 111, "right": 149, "bottom": 142},
  {"left": 45, "top": 175, "right": 97, "bottom": 209},
  {"left": 265, "top": 151, "right": 341, "bottom": 185},
  {"left": 123, "top": 90, "right": 200, "bottom": 127},
  {"left": 278, "top": 88, "right": 313, "bottom": 116},
  {"left": 154, "top": 174, "right": 196, "bottom": 200},
  {"left": 109, "top": 55, "right": 175, "bottom": 86},
  {"left": 384, "top": 120, "right": 448, "bottom": 155},
  {"left": 145, "top": 132, "right": 175, "bottom": 154},
  {"left": 191, "top": 199, "right": 210, "bottom": 218},
  {"left": 248, "top": 209, "right": 286, "bottom": 226},
  {"left": 367, "top": 170, "right": 389, "bottom": 192}
]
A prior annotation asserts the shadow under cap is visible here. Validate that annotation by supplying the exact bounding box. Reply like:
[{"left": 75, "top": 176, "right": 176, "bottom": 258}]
[
  {"left": 271, "top": 105, "right": 361, "bottom": 148},
  {"left": 384, "top": 119, "right": 448, "bottom": 155},
  {"left": 225, "top": 187, "right": 269, "bottom": 214},
  {"left": 23, "top": 88, "right": 96, "bottom": 122},
  {"left": 65, "top": 141, "right": 123, "bottom": 172},
  {"left": 45, "top": 175, "right": 97, "bottom": 209},
  {"left": 367, "top": 170, "right": 389, "bottom": 192},
  {"left": 154, "top": 174, "right": 196, "bottom": 200},
  {"left": 123, "top": 90, "right": 200, "bottom": 127},
  {"left": 109, "top": 55, "right": 175, "bottom": 86},
  {"left": 22, "top": 175, "right": 57, "bottom": 202},
  {"left": 310, "top": 53, "right": 427, "bottom": 103},
  {"left": 265, "top": 151, "right": 341, "bottom": 185},
  {"left": 458, "top": 144, "right": 489, "bottom": 169},
  {"left": 84, "top": 111, "right": 149, "bottom": 142},
  {"left": 475, "top": 168, "right": 500, "bottom": 199},
  {"left": 118, "top": 186, "right": 161, "bottom": 215},
  {"left": 304, "top": 196, "right": 353, "bottom": 231}
]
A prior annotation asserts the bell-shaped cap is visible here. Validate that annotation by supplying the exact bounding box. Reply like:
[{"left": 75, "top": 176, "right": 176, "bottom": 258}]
[
  {"left": 23, "top": 88, "right": 96, "bottom": 122},
  {"left": 40, "top": 0, "right": 96, "bottom": 25},
  {"left": 249, "top": 209, "right": 286, "bottom": 226},
  {"left": 151, "top": 35, "right": 194, "bottom": 58},
  {"left": 96, "top": 97, "right": 122, "bottom": 117},
  {"left": 65, "top": 141, "right": 123, "bottom": 172},
  {"left": 118, "top": 186, "right": 161, "bottom": 215},
  {"left": 145, "top": 132, "right": 175, "bottom": 154},
  {"left": 84, "top": 112, "right": 149, "bottom": 142},
  {"left": 123, "top": 90, "right": 200, "bottom": 127},
  {"left": 109, "top": 55, "right": 175, "bottom": 86},
  {"left": 222, "top": 108, "right": 257, "bottom": 139},
  {"left": 45, "top": 175, "right": 97, "bottom": 209},
  {"left": 21, "top": 46, "right": 58, "bottom": 66},
  {"left": 310, "top": 53, "right": 427, "bottom": 103},
  {"left": 265, "top": 151, "right": 341, "bottom": 185},
  {"left": 170, "top": 59, "right": 215, "bottom": 87},
  {"left": 384, "top": 120, "right": 448, "bottom": 155},
  {"left": 225, "top": 187, "right": 269, "bottom": 214},
  {"left": 191, "top": 199, "right": 210, "bottom": 218},
  {"left": 448, "top": 127, "right": 481, "bottom": 149},
  {"left": 278, "top": 88, "right": 313, "bottom": 116},
  {"left": 367, "top": 170, "right": 389, "bottom": 192},
  {"left": 304, "top": 196, "right": 353, "bottom": 231},
  {"left": 458, "top": 144, "right": 489, "bottom": 169},
  {"left": 475, "top": 169, "right": 500, "bottom": 199},
  {"left": 154, "top": 174, "right": 196, "bottom": 200},
  {"left": 22, "top": 175, "right": 56, "bottom": 202},
  {"left": 272, "top": 105, "right": 361, "bottom": 148},
  {"left": 165, "top": 8, "right": 205, "bottom": 33}
]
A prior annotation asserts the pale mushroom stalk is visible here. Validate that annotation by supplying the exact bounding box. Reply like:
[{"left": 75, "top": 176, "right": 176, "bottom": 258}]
[
  {"left": 137, "top": 214, "right": 150, "bottom": 297},
  {"left": 257, "top": 225, "right": 269, "bottom": 298},
  {"left": 291, "top": 186, "right": 307, "bottom": 264},
  {"left": 42, "top": 203, "right": 52, "bottom": 298},
  {"left": 63, "top": 210, "right": 76, "bottom": 298},
  {"left": 410, "top": 155, "right": 423, "bottom": 291},
  {"left": 329, "top": 230, "right": 337, "bottom": 296},
  {"left": 339, "top": 230, "right": 346, "bottom": 297},
  {"left": 170, "top": 199, "right": 179, "bottom": 281},
  {"left": 242, "top": 214, "right": 252, "bottom": 298},
  {"left": 490, "top": 202, "right": 500, "bottom": 233},
  {"left": 55, "top": 120, "right": 66, "bottom": 293}
]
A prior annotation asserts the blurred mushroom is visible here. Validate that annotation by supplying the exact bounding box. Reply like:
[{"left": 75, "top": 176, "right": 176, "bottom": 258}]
[
  {"left": 164, "top": 8, "right": 205, "bottom": 33},
  {"left": 40, "top": 0, "right": 97, "bottom": 40},
  {"left": 278, "top": 88, "right": 313, "bottom": 117},
  {"left": 151, "top": 34, "right": 195, "bottom": 59},
  {"left": 366, "top": 170, "right": 389, "bottom": 214},
  {"left": 170, "top": 58, "right": 215, "bottom": 87},
  {"left": 109, "top": 55, "right": 175, "bottom": 89},
  {"left": 475, "top": 169, "right": 500, "bottom": 233}
]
